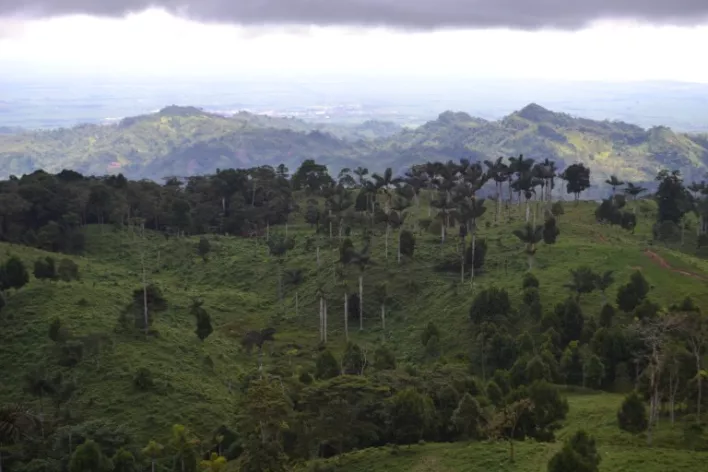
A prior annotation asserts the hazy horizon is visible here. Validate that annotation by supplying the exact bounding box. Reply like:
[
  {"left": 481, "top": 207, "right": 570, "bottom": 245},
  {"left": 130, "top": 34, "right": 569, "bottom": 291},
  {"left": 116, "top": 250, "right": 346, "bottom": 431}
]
[{"left": 4, "top": 75, "right": 708, "bottom": 133}]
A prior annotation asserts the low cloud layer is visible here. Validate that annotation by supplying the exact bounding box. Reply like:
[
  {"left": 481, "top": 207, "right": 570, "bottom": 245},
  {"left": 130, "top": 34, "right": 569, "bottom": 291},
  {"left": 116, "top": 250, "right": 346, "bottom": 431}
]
[{"left": 1, "top": 0, "right": 708, "bottom": 30}]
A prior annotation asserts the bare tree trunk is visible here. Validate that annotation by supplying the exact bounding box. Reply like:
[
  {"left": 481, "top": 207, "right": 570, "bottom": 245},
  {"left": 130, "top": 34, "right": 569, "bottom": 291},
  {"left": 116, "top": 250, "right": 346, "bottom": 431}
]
[
  {"left": 266, "top": 221, "right": 270, "bottom": 241},
  {"left": 470, "top": 234, "right": 476, "bottom": 282},
  {"left": 397, "top": 229, "right": 402, "bottom": 263},
  {"left": 460, "top": 238, "right": 465, "bottom": 283},
  {"left": 316, "top": 245, "right": 320, "bottom": 268},
  {"left": 359, "top": 275, "right": 364, "bottom": 331},
  {"left": 385, "top": 224, "right": 390, "bottom": 259},
  {"left": 344, "top": 293, "right": 349, "bottom": 341},
  {"left": 295, "top": 291, "right": 299, "bottom": 318},
  {"left": 696, "top": 352, "right": 702, "bottom": 420},
  {"left": 285, "top": 222, "right": 288, "bottom": 238},
  {"left": 324, "top": 299, "right": 328, "bottom": 343},
  {"left": 381, "top": 303, "right": 386, "bottom": 331},
  {"left": 141, "top": 226, "right": 149, "bottom": 337},
  {"left": 319, "top": 297, "right": 323, "bottom": 342}
]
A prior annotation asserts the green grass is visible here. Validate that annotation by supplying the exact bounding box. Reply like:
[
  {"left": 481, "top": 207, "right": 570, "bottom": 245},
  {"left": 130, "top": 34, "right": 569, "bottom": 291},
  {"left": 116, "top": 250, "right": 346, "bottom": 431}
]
[
  {"left": 1, "top": 199, "right": 707, "bottom": 462},
  {"left": 310, "top": 393, "right": 708, "bottom": 472}
]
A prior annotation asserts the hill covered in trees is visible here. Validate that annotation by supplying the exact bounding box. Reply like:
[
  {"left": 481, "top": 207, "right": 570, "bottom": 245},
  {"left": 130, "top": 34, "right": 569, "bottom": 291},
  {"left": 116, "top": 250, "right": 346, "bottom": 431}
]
[
  {"left": 2, "top": 104, "right": 708, "bottom": 185},
  {"left": 1, "top": 157, "right": 708, "bottom": 472}
]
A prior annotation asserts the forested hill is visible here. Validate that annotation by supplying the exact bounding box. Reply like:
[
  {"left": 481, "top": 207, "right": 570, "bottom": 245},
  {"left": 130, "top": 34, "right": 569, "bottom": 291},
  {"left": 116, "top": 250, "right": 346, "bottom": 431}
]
[{"left": 1, "top": 103, "right": 707, "bottom": 183}]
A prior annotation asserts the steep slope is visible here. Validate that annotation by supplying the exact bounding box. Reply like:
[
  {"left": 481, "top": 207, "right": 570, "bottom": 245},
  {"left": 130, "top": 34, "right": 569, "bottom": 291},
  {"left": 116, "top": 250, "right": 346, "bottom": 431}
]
[{"left": 2, "top": 200, "right": 707, "bottom": 442}]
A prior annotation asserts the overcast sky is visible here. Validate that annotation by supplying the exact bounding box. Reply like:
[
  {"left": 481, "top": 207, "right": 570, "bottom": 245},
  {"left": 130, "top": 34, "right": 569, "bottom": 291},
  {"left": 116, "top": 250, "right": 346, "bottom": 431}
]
[{"left": 1, "top": 3, "right": 707, "bottom": 82}]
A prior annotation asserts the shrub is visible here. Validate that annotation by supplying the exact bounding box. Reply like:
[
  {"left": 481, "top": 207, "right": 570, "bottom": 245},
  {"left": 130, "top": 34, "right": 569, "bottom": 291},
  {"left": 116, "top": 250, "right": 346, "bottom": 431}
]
[
  {"left": 133, "top": 368, "right": 154, "bottom": 391},
  {"left": 547, "top": 430, "right": 600, "bottom": 472},
  {"left": 34, "top": 257, "right": 57, "bottom": 281},
  {"left": 469, "top": 287, "right": 511, "bottom": 324},
  {"left": 315, "top": 350, "right": 340, "bottom": 380},
  {"left": 373, "top": 345, "right": 396, "bottom": 370},
  {"left": 617, "top": 391, "right": 648, "bottom": 434},
  {"left": 58, "top": 258, "right": 80, "bottom": 281},
  {"left": 522, "top": 272, "right": 539, "bottom": 289},
  {"left": 399, "top": 230, "right": 415, "bottom": 257}
]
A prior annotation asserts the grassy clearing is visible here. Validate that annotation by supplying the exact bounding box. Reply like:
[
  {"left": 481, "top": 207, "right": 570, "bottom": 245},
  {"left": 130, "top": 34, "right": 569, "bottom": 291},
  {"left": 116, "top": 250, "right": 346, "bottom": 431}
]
[{"left": 313, "top": 393, "right": 708, "bottom": 472}]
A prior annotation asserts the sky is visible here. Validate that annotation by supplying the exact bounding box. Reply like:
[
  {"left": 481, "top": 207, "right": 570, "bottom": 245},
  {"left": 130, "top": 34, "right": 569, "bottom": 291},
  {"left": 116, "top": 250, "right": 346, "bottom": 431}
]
[{"left": 1, "top": 1, "right": 707, "bottom": 82}]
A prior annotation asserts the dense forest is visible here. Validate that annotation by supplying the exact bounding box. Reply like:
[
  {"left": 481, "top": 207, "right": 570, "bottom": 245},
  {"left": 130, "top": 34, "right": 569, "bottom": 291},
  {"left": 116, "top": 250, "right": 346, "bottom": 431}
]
[{"left": 1, "top": 154, "right": 708, "bottom": 472}]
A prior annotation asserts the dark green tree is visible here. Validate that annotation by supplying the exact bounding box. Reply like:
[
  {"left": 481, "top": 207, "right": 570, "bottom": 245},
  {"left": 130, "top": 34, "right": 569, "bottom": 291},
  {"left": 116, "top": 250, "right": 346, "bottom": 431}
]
[
  {"left": 561, "top": 164, "right": 591, "bottom": 202},
  {"left": 315, "top": 350, "right": 340, "bottom": 380},
  {"left": 58, "top": 258, "right": 80, "bottom": 281},
  {"left": 341, "top": 342, "right": 366, "bottom": 375},
  {"left": 616, "top": 270, "right": 650, "bottom": 313},
  {"left": 69, "top": 440, "right": 112, "bottom": 472},
  {"left": 33, "top": 257, "right": 56, "bottom": 281},
  {"left": 547, "top": 430, "right": 601, "bottom": 472},
  {"left": 112, "top": 448, "right": 139, "bottom": 472},
  {"left": 451, "top": 393, "right": 483, "bottom": 440},
  {"left": 617, "top": 391, "right": 648, "bottom": 434},
  {"left": 197, "top": 237, "right": 211, "bottom": 261},
  {"left": 373, "top": 345, "right": 396, "bottom": 370},
  {"left": 388, "top": 388, "right": 428, "bottom": 445},
  {"left": 513, "top": 223, "right": 544, "bottom": 270},
  {"left": 470, "top": 287, "right": 512, "bottom": 324},
  {"left": 655, "top": 169, "right": 691, "bottom": 224},
  {"left": 564, "top": 267, "right": 597, "bottom": 301},
  {"left": 191, "top": 299, "right": 213, "bottom": 341},
  {"left": 1, "top": 256, "right": 29, "bottom": 291},
  {"left": 543, "top": 216, "right": 560, "bottom": 244}
]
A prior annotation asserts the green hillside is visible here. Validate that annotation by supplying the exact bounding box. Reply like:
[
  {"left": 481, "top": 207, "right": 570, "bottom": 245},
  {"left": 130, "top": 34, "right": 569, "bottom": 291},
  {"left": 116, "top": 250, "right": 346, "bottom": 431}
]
[
  {"left": 3, "top": 202, "right": 708, "bottom": 471},
  {"left": 1, "top": 159, "right": 708, "bottom": 472},
  {"left": 2, "top": 104, "right": 708, "bottom": 184}
]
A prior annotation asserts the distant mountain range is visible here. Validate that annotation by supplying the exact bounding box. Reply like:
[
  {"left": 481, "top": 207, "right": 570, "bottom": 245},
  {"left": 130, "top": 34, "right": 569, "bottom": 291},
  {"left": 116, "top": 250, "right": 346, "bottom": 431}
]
[{"left": 1, "top": 104, "right": 707, "bottom": 184}]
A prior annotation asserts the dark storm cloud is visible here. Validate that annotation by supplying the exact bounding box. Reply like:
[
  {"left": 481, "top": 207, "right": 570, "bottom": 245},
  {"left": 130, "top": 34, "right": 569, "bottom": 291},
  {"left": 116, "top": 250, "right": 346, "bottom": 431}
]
[{"left": 2, "top": 0, "right": 708, "bottom": 30}]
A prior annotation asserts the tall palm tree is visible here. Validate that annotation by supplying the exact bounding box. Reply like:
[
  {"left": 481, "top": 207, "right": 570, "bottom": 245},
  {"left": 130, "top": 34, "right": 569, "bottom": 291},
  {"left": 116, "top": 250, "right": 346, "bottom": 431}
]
[
  {"left": 403, "top": 167, "right": 425, "bottom": 209},
  {"left": 391, "top": 197, "right": 411, "bottom": 263},
  {"left": 605, "top": 175, "right": 626, "bottom": 196},
  {"left": 142, "top": 440, "right": 164, "bottom": 472},
  {"left": 458, "top": 198, "right": 487, "bottom": 281},
  {"left": 594, "top": 270, "right": 615, "bottom": 305},
  {"left": 1, "top": 404, "right": 37, "bottom": 472},
  {"left": 354, "top": 245, "right": 372, "bottom": 332},
  {"left": 431, "top": 191, "right": 455, "bottom": 243},
  {"left": 537, "top": 158, "right": 557, "bottom": 203},
  {"left": 563, "top": 267, "right": 598, "bottom": 301},
  {"left": 372, "top": 167, "right": 401, "bottom": 214},
  {"left": 326, "top": 187, "right": 354, "bottom": 240},
  {"left": 624, "top": 182, "right": 648, "bottom": 214},
  {"left": 512, "top": 223, "right": 544, "bottom": 270},
  {"left": 23, "top": 368, "right": 54, "bottom": 438},
  {"left": 508, "top": 154, "right": 535, "bottom": 205},
  {"left": 353, "top": 167, "right": 369, "bottom": 188},
  {"left": 484, "top": 157, "right": 508, "bottom": 223},
  {"left": 169, "top": 424, "right": 198, "bottom": 472}
]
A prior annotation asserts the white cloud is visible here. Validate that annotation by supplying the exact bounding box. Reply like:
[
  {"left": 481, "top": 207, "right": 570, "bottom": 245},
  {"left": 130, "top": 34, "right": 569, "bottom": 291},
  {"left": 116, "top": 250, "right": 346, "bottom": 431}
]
[{"left": 0, "top": 9, "right": 707, "bottom": 82}]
